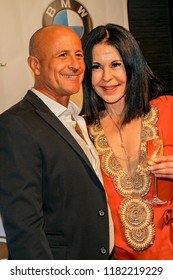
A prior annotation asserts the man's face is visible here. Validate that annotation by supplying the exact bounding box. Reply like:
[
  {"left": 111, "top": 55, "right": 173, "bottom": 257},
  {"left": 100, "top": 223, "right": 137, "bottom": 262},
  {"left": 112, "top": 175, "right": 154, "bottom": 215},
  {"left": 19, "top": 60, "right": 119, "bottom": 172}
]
[{"left": 32, "top": 27, "right": 85, "bottom": 105}]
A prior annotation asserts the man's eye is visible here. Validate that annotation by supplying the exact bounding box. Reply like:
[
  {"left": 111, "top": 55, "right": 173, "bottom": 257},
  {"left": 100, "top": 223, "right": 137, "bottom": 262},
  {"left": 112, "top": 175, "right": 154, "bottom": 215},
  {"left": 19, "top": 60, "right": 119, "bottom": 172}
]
[
  {"left": 59, "top": 53, "right": 67, "bottom": 57},
  {"left": 76, "top": 53, "right": 84, "bottom": 58}
]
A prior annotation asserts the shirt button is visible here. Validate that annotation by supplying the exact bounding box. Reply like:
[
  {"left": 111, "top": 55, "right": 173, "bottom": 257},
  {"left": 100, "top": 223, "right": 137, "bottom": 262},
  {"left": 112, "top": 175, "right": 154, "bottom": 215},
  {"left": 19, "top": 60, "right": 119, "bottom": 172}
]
[
  {"left": 98, "top": 209, "right": 105, "bottom": 217},
  {"left": 100, "top": 247, "right": 107, "bottom": 255}
]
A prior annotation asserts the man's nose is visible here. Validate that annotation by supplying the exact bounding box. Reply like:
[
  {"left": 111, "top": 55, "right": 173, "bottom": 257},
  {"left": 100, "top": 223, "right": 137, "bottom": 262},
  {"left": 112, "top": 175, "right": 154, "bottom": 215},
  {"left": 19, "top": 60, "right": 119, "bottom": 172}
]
[{"left": 68, "top": 56, "right": 80, "bottom": 71}]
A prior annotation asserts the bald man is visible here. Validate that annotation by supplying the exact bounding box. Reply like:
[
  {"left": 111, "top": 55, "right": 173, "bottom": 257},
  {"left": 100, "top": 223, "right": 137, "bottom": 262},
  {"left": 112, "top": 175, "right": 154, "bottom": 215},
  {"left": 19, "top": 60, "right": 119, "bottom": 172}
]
[{"left": 0, "top": 25, "right": 111, "bottom": 260}]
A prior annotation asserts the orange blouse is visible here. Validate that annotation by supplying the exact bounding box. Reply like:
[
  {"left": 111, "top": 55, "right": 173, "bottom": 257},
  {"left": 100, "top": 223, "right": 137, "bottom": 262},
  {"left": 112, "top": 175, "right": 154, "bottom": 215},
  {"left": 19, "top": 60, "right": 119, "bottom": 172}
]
[{"left": 89, "top": 95, "right": 173, "bottom": 260}]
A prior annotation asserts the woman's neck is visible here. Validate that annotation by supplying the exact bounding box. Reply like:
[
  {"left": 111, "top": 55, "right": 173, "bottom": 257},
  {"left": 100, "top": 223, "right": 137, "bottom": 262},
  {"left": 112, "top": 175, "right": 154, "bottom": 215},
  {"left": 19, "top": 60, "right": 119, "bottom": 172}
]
[
  {"left": 108, "top": 112, "right": 121, "bottom": 129},
  {"left": 105, "top": 104, "right": 125, "bottom": 127}
]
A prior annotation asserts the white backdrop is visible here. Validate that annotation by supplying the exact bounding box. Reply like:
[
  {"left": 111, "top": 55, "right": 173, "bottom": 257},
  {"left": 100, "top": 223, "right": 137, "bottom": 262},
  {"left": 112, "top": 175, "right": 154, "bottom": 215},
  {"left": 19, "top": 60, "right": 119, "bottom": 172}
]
[{"left": 0, "top": 0, "right": 129, "bottom": 113}]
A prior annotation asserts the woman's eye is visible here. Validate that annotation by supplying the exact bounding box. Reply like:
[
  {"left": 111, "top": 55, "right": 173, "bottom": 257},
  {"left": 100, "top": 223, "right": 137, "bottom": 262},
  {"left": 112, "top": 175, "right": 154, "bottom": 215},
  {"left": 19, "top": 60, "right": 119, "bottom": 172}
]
[
  {"left": 112, "top": 62, "right": 121, "bottom": 67},
  {"left": 92, "top": 64, "right": 101, "bottom": 70}
]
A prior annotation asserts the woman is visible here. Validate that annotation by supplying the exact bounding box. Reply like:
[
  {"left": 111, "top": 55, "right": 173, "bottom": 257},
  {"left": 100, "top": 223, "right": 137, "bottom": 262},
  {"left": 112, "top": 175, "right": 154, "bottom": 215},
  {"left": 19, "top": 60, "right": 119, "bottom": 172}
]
[{"left": 82, "top": 23, "right": 173, "bottom": 259}]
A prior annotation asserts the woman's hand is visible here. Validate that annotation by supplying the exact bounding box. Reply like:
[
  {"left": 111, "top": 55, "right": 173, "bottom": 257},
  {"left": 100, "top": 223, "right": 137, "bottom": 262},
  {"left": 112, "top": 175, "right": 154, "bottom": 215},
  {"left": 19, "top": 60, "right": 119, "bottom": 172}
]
[{"left": 149, "top": 155, "right": 173, "bottom": 179}]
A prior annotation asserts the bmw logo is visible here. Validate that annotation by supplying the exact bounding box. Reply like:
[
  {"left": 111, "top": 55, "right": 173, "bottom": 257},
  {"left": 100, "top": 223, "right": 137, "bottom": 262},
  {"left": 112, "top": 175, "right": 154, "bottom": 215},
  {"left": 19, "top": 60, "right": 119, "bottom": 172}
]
[{"left": 42, "top": 0, "right": 93, "bottom": 41}]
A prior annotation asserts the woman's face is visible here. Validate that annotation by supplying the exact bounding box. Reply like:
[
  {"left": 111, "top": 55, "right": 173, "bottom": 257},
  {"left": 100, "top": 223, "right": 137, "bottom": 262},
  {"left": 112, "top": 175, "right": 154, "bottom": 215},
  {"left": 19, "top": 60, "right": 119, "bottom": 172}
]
[{"left": 91, "top": 42, "right": 127, "bottom": 105}]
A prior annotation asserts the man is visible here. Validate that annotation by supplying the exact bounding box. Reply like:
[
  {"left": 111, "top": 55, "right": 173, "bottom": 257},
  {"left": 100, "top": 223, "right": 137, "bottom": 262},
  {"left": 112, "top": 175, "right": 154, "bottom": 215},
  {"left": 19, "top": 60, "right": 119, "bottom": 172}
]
[{"left": 0, "top": 25, "right": 111, "bottom": 259}]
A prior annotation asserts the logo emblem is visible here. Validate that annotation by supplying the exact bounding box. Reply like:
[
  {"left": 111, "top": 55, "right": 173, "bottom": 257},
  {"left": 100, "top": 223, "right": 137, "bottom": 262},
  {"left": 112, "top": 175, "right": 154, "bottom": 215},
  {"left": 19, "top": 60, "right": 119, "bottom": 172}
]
[{"left": 42, "top": 0, "right": 93, "bottom": 41}]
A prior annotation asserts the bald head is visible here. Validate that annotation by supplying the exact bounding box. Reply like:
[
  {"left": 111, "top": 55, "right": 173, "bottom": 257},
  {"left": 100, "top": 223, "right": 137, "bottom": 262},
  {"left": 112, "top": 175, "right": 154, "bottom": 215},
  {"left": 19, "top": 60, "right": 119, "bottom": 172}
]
[
  {"left": 29, "top": 25, "right": 81, "bottom": 58},
  {"left": 27, "top": 24, "right": 85, "bottom": 106}
]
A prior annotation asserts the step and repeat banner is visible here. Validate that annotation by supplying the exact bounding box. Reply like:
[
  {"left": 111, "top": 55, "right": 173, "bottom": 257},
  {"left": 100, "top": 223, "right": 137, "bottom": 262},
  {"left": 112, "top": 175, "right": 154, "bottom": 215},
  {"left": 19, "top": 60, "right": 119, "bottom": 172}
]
[{"left": 0, "top": 0, "right": 128, "bottom": 113}]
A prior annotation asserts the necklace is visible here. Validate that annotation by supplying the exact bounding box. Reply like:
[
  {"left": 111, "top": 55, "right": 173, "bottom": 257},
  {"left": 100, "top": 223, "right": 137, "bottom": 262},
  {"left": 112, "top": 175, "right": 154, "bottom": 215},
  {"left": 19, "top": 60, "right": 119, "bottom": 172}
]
[
  {"left": 106, "top": 110, "right": 141, "bottom": 177},
  {"left": 107, "top": 112, "right": 124, "bottom": 148}
]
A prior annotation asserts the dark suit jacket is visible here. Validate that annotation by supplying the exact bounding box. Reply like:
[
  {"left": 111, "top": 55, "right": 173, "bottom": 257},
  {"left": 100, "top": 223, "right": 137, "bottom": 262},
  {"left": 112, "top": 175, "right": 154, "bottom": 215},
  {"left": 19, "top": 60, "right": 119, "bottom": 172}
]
[{"left": 0, "top": 90, "right": 110, "bottom": 259}]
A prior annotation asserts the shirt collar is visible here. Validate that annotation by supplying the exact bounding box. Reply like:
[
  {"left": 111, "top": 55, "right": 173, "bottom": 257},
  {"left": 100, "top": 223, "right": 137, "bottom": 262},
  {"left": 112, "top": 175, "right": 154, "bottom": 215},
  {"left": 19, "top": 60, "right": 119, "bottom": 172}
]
[{"left": 31, "top": 88, "right": 79, "bottom": 118}]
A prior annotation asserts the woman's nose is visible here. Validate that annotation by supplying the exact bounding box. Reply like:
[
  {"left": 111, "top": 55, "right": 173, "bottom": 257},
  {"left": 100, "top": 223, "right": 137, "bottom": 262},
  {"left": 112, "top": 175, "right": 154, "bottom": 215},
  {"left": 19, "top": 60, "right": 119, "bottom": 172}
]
[{"left": 102, "top": 68, "right": 113, "bottom": 81}]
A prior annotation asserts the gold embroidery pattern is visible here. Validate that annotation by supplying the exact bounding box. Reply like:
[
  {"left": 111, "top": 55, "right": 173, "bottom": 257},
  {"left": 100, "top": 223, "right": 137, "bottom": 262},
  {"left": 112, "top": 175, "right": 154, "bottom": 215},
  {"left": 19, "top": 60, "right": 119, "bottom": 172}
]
[
  {"left": 119, "top": 197, "right": 155, "bottom": 250},
  {"left": 89, "top": 105, "right": 158, "bottom": 251},
  {"left": 124, "top": 225, "right": 155, "bottom": 251},
  {"left": 119, "top": 197, "right": 153, "bottom": 230}
]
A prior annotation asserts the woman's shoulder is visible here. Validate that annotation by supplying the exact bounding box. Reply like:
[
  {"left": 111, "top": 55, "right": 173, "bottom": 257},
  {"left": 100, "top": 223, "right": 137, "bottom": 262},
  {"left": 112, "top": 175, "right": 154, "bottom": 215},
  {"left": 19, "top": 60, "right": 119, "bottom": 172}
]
[
  {"left": 150, "top": 95, "right": 173, "bottom": 121},
  {"left": 150, "top": 94, "right": 173, "bottom": 107}
]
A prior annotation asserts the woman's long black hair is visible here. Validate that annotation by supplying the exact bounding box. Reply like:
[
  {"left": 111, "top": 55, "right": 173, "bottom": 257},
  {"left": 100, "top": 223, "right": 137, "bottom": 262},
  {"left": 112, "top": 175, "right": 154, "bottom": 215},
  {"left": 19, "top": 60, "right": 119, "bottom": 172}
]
[{"left": 82, "top": 23, "right": 164, "bottom": 125}]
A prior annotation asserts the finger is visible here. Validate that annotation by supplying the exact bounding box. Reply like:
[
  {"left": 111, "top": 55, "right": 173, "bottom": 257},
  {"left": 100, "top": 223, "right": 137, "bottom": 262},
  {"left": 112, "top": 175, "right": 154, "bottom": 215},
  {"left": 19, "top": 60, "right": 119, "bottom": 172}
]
[
  {"left": 150, "top": 162, "right": 173, "bottom": 171},
  {"left": 151, "top": 169, "right": 173, "bottom": 178},
  {"left": 154, "top": 156, "right": 173, "bottom": 163}
]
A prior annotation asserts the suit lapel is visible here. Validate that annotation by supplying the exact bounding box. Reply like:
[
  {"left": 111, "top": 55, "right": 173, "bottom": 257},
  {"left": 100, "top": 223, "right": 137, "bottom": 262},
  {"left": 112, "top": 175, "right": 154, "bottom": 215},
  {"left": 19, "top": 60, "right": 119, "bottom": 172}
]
[{"left": 24, "top": 90, "right": 96, "bottom": 175}]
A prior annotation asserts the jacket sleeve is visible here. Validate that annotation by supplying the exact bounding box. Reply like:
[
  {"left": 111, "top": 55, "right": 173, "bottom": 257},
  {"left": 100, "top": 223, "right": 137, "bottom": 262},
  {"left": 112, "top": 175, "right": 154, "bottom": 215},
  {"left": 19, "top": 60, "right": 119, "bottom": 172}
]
[{"left": 0, "top": 114, "right": 54, "bottom": 259}]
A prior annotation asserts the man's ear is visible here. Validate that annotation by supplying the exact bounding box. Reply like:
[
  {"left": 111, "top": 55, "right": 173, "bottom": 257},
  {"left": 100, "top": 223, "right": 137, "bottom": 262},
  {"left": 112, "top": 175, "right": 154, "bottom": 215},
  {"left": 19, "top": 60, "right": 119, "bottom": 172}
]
[{"left": 27, "top": 56, "right": 40, "bottom": 75}]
